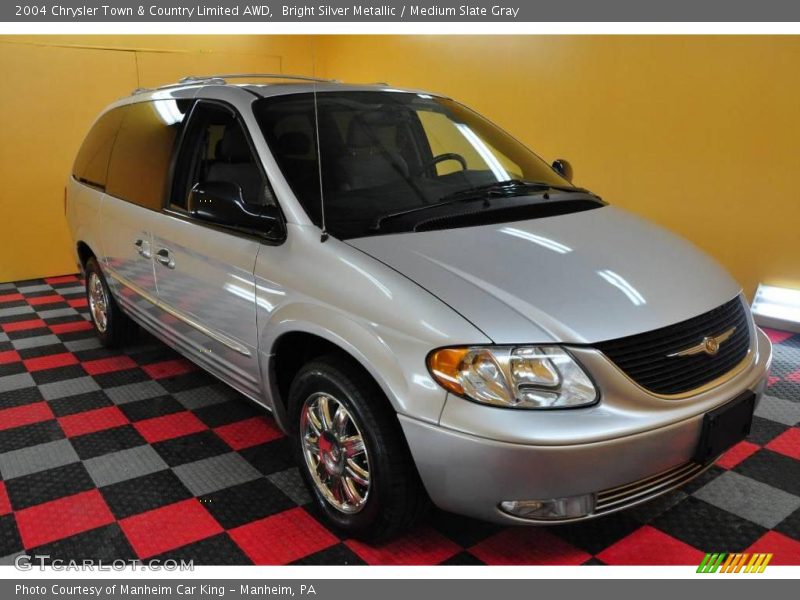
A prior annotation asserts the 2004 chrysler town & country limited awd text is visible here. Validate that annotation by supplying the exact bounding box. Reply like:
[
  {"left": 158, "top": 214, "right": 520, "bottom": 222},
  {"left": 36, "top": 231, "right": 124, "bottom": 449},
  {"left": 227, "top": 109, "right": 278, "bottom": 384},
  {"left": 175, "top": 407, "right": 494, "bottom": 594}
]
[{"left": 66, "top": 74, "right": 772, "bottom": 540}]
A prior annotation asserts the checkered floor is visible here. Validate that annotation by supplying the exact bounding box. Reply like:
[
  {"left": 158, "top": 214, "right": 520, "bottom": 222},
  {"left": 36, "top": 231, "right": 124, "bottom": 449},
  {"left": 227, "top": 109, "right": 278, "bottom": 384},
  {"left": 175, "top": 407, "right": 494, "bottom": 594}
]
[{"left": 1, "top": 275, "right": 799, "bottom": 565}]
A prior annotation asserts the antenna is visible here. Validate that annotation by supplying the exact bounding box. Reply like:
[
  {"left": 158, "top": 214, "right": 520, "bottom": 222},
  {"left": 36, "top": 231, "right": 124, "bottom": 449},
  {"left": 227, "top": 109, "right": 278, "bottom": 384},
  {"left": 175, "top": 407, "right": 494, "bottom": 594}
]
[{"left": 311, "top": 43, "right": 328, "bottom": 243}]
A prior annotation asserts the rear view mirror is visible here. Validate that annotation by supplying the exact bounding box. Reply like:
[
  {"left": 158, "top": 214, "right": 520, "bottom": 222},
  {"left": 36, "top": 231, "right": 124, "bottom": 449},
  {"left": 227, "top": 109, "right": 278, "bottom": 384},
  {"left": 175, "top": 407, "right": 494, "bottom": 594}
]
[
  {"left": 552, "top": 159, "right": 574, "bottom": 183},
  {"left": 187, "top": 181, "right": 280, "bottom": 234}
]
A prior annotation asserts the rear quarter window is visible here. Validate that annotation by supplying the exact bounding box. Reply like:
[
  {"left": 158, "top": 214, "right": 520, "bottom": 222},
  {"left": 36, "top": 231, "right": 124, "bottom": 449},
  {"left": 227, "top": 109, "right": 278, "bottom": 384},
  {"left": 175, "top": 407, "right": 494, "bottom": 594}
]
[
  {"left": 106, "top": 100, "right": 189, "bottom": 210},
  {"left": 72, "top": 107, "right": 125, "bottom": 189}
]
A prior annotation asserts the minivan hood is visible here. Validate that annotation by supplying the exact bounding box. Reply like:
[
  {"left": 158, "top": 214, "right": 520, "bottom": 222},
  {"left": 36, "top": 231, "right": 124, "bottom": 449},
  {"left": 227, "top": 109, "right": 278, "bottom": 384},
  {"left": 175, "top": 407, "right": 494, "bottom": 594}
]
[{"left": 347, "top": 206, "right": 741, "bottom": 344}]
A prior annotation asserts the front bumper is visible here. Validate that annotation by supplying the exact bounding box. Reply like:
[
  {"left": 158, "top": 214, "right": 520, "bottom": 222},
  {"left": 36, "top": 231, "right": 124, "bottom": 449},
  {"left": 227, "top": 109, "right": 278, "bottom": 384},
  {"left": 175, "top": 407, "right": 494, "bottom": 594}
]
[{"left": 400, "top": 327, "right": 772, "bottom": 524}]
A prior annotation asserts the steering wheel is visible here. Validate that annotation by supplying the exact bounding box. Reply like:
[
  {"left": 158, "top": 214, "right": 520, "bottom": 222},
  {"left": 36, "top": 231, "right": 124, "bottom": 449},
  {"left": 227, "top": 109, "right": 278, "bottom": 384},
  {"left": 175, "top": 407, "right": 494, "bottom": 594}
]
[{"left": 423, "top": 152, "right": 468, "bottom": 172}]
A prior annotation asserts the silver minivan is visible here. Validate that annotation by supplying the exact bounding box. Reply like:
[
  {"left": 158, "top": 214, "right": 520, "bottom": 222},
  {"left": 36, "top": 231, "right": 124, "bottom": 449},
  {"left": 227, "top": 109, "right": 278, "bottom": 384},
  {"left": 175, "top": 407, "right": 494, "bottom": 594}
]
[{"left": 66, "top": 74, "right": 772, "bottom": 539}]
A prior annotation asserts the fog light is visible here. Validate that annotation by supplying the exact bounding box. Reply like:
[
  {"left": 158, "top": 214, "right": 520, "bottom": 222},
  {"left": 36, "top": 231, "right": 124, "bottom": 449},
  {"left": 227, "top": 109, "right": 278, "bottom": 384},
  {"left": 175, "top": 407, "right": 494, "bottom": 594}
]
[{"left": 499, "top": 494, "right": 595, "bottom": 520}]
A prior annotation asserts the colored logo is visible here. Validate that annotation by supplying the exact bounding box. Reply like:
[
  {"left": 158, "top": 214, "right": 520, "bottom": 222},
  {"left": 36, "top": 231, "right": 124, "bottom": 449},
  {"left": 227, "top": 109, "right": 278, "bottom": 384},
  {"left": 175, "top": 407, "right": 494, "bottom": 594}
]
[{"left": 697, "top": 552, "right": 772, "bottom": 573}]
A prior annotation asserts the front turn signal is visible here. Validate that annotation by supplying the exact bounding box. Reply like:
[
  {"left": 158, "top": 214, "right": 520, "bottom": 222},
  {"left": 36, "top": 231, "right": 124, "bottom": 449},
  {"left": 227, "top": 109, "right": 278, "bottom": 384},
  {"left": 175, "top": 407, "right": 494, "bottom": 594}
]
[{"left": 426, "top": 347, "right": 470, "bottom": 396}]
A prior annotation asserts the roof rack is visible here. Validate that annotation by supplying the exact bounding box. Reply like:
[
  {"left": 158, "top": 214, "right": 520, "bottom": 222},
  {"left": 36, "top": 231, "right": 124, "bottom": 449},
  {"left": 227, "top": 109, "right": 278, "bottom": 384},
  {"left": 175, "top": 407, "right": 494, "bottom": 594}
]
[
  {"left": 180, "top": 73, "right": 337, "bottom": 84},
  {"left": 132, "top": 73, "right": 338, "bottom": 95}
]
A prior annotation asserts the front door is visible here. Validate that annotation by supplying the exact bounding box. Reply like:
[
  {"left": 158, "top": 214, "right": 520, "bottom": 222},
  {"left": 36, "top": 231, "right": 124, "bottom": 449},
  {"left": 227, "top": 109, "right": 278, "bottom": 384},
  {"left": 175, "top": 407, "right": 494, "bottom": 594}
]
[{"left": 150, "top": 101, "right": 275, "bottom": 399}]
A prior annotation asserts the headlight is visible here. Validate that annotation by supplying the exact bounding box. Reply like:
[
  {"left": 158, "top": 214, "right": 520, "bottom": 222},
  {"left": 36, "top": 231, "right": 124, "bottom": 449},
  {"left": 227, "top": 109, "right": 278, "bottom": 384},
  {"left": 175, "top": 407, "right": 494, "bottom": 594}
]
[{"left": 427, "top": 346, "right": 597, "bottom": 409}]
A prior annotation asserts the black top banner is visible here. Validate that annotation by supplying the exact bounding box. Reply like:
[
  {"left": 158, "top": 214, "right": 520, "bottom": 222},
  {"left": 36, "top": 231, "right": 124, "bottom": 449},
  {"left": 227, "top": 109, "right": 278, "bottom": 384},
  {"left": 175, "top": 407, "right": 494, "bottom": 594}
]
[{"left": 5, "top": 0, "right": 800, "bottom": 22}]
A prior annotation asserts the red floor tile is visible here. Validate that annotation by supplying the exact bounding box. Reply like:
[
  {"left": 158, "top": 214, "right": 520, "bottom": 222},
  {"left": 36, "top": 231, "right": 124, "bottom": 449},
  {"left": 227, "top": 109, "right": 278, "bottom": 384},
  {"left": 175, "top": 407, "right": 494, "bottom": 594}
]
[
  {"left": 142, "top": 359, "right": 196, "bottom": 380},
  {"left": 82, "top": 355, "right": 138, "bottom": 376},
  {"left": 67, "top": 298, "right": 88, "bottom": 308},
  {"left": 58, "top": 406, "right": 128, "bottom": 438},
  {"left": 763, "top": 328, "right": 794, "bottom": 344},
  {"left": 0, "top": 402, "right": 54, "bottom": 432},
  {"left": 23, "top": 352, "right": 78, "bottom": 373},
  {"left": 765, "top": 428, "right": 800, "bottom": 461},
  {"left": 133, "top": 411, "right": 207, "bottom": 443},
  {"left": 0, "top": 293, "right": 24, "bottom": 303},
  {"left": 15, "top": 489, "right": 115, "bottom": 548},
  {"left": 214, "top": 416, "right": 284, "bottom": 450},
  {"left": 746, "top": 531, "right": 800, "bottom": 566},
  {"left": 718, "top": 440, "right": 761, "bottom": 469},
  {"left": 786, "top": 368, "right": 800, "bottom": 384},
  {"left": 596, "top": 525, "right": 705, "bottom": 565},
  {"left": 120, "top": 499, "right": 223, "bottom": 559},
  {"left": 230, "top": 507, "right": 338, "bottom": 564},
  {"left": 0, "top": 482, "right": 10, "bottom": 516},
  {"left": 347, "top": 527, "right": 461, "bottom": 566},
  {"left": 2, "top": 318, "right": 46, "bottom": 333},
  {"left": 469, "top": 528, "right": 590, "bottom": 566},
  {"left": 49, "top": 320, "right": 93, "bottom": 334},
  {"left": 45, "top": 275, "right": 79, "bottom": 284},
  {"left": 28, "top": 295, "right": 63, "bottom": 306},
  {"left": 0, "top": 350, "right": 21, "bottom": 365}
]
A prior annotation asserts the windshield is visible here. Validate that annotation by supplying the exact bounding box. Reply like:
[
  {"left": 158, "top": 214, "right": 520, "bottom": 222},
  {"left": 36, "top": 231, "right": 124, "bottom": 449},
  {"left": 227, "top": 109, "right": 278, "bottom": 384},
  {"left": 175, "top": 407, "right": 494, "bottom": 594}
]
[{"left": 254, "top": 91, "right": 593, "bottom": 238}]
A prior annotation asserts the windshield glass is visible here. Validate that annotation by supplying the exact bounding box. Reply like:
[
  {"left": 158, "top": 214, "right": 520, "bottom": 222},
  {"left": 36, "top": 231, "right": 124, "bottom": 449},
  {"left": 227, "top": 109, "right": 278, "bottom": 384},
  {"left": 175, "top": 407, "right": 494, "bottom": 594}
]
[{"left": 254, "top": 91, "right": 586, "bottom": 238}]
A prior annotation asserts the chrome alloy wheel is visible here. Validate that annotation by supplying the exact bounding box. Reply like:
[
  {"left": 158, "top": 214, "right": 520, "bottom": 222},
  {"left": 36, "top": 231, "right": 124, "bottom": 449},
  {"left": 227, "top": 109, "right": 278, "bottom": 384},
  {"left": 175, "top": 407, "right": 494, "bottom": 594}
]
[
  {"left": 300, "top": 392, "right": 371, "bottom": 514},
  {"left": 87, "top": 272, "right": 109, "bottom": 333}
]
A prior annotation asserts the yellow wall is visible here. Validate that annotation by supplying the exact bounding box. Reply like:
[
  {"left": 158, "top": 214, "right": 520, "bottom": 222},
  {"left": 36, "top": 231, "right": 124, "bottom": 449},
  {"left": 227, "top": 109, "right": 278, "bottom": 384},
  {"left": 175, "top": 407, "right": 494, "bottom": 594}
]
[
  {"left": 0, "top": 35, "right": 315, "bottom": 282},
  {"left": 317, "top": 36, "right": 800, "bottom": 298},
  {"left": 2, "top": 35, "right": 799, "bottom": 299}
]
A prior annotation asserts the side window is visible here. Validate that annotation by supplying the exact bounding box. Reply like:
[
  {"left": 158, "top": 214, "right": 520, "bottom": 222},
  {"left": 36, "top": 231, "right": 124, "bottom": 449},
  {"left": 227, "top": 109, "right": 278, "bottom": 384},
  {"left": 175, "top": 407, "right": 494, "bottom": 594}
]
[
  {"left": 72, "top": 107, "right": 125, "bottom": 189},
  {"left": 106, "top": 100, "right": 189, "bottom": 210},
  {"left": 170, "top": 102, "right": 274, "bottom": 211}
]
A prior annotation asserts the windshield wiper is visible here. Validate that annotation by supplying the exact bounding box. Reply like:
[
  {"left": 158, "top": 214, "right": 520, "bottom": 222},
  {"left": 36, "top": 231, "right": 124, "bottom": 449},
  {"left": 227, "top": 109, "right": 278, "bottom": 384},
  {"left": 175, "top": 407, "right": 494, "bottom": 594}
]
[
  {"left": 438, "top": 179, "right": 578, "bottom": 203},
  {"left": 372, "top": 194, "right": 494, "bottom": 231},
  {"left": 372, "top": 179, "right": 578, "bottom": 231}
]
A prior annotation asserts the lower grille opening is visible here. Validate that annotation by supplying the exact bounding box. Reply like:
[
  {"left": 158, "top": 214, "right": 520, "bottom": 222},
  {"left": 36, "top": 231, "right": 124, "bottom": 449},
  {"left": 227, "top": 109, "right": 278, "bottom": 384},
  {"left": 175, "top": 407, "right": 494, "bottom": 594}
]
[{"left": 595, "top": 461, "right": 710, "bottom": 515}]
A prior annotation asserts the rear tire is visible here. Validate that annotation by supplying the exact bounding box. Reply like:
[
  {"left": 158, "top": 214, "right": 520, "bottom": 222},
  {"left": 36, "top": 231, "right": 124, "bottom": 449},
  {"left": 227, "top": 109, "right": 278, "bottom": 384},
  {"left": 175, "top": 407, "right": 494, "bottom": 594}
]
[
  {"left": 288, "top": 354, "right": 429, "bottom": 541},
  {"left": 84, "top": 257, "right": 135, "bottom": 348}
]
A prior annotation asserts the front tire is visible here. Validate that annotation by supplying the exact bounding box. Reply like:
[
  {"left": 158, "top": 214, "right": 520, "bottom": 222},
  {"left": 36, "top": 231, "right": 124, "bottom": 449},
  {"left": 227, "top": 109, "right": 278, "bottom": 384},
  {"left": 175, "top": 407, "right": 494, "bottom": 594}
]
[
  {"left": 288, "top": 355, "right": 429, "bottom": 540},
  {"left": 84, "top": 257, "right": 135, "bottom": 348}
]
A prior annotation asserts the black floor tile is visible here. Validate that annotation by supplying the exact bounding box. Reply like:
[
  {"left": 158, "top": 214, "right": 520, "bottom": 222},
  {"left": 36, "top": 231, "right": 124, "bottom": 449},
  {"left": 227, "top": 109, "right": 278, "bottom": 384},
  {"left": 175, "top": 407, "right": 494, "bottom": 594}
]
[
  {"left": 100, "top": 469, "right": 192, "bottom": 520},
  {"left": 199, "top": 478, "right": 296, "bottom": 530},
  {"left": 5, "top": 462, "right": 94, "bottom": 510}
]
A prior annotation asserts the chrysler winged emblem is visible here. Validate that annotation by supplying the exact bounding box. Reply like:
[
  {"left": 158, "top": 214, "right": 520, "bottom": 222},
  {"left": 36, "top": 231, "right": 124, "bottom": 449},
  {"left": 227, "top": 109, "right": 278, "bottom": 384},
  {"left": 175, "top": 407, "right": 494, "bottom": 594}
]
[{"left": 667, "top": 327, "right": 736, "bottom": 358}]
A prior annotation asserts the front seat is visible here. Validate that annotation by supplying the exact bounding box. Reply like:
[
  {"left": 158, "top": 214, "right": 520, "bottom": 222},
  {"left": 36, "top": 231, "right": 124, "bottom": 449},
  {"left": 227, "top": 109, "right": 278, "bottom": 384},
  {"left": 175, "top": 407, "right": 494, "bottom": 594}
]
[
  {"left": 337, "top": 114, "right": 410, "bottom": 191},
  {"left": 206, "top": 127, "right": 265, "bottom": 205}
]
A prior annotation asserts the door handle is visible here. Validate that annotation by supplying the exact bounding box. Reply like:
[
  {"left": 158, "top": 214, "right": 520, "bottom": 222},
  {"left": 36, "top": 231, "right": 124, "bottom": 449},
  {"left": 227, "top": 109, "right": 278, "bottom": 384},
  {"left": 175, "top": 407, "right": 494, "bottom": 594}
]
[
  {"left": 133, "top": 238, "right": 151, "bottom": 259},
  {"left": 155, "top": 248, "right": 175, "bottom": 269}
]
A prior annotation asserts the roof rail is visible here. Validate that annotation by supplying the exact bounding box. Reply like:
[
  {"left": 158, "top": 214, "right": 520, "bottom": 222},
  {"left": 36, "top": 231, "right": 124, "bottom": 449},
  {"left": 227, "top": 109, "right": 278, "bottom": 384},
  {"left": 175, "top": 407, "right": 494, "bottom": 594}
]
[
  {"left": 130, "top": 77, "right": 224, "bottom": 96},
  {"left": 178, "top": 73, "right": 337, "bottom": 84},
  {"left": 131, "top": 73, "right": 338, "bottom": 96}
]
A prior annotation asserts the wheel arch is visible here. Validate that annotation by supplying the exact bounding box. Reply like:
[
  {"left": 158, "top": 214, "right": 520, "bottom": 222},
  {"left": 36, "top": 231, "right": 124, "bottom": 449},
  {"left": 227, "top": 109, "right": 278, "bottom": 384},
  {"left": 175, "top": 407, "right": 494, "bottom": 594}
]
[
  {"left": 76, "top": 240, "right": 96, "bottom": 270},
  {"left": 260, "top": 306, "right": 431, "bottom": 432}
]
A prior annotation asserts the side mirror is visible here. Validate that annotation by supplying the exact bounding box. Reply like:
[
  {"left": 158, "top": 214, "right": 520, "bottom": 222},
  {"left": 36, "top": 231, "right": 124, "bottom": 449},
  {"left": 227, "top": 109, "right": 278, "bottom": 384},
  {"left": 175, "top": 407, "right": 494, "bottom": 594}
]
[
  {"left": 552, "top": 159, "right": 573, "bottom": 183},
  {"left": 187, "top": 181, "right": 280, "bottom": 234}
]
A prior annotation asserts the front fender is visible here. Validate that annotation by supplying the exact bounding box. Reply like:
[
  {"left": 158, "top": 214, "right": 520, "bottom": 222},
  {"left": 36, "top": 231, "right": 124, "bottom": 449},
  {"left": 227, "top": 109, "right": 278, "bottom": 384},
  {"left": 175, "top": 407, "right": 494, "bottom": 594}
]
[{"left": 259, "top": 301, "right": 456, "bottom": 431}]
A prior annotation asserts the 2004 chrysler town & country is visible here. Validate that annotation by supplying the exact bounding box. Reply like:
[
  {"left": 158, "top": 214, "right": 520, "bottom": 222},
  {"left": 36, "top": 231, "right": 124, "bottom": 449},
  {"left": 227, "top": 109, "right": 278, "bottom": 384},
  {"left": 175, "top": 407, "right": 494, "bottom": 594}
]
[{"left": 66, "top": 75, "right": 772, "bottom": 540}]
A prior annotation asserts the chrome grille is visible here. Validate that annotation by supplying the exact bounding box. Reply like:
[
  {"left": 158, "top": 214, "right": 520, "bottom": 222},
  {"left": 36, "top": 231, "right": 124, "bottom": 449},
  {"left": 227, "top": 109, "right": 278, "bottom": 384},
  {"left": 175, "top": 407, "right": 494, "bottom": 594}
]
[
  {"left": 595, "top": 296, "right": 751, "bottom": 396},
  {"left": 595, "top": 461, "right": 709, "bottom": 515}
]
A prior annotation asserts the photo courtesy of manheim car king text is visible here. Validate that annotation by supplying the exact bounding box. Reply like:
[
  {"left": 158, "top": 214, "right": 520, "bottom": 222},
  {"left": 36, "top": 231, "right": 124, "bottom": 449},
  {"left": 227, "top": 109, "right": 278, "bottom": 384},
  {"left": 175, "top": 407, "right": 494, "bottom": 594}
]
[{"left": 0, "top": 0, "right": 799, "bottom": 597}]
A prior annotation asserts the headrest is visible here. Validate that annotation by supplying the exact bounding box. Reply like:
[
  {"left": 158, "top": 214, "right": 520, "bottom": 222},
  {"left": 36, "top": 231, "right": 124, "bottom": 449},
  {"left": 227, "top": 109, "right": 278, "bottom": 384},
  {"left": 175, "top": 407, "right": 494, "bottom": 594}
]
[
  {"left": 346, "top": 111, "right": 402, "bottom": 148},
  {"left": 277, "top": 131, "right": 311, "bottom": 156},
  {"left": 216, "top": 126, "right": 251, "bottom": 163}
]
